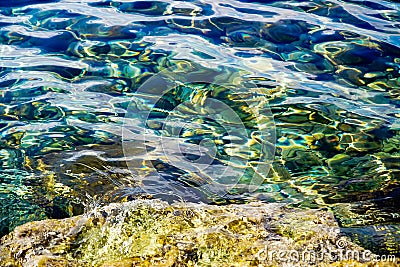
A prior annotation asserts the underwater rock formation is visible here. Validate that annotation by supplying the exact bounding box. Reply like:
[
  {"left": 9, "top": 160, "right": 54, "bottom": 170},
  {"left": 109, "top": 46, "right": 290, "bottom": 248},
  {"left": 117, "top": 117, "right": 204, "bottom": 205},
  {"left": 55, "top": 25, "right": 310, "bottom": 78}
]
[{"left": 0, "top": 199, "right": 395, "bottom": 267}]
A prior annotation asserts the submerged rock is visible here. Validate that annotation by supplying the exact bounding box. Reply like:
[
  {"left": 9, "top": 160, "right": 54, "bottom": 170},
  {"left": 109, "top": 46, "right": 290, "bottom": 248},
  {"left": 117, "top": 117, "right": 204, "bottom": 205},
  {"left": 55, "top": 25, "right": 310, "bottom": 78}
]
[{"left": 0, "top": 199, "right": 392, "bottom": 267}]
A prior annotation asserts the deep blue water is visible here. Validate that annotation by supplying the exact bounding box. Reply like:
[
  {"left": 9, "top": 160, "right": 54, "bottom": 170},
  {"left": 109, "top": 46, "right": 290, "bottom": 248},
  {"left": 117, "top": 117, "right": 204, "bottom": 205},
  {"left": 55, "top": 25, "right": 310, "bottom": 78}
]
[{"left": 0, "top": 0, "right": 400, "bottom": 255}]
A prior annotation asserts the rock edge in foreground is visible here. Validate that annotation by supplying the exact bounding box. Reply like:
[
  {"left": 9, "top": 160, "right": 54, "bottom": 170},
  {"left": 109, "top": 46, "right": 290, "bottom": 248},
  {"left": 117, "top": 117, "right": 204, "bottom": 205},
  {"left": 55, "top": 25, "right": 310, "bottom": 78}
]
[{"left": 0, "top": 199, "right": 397, "bottom": 267}]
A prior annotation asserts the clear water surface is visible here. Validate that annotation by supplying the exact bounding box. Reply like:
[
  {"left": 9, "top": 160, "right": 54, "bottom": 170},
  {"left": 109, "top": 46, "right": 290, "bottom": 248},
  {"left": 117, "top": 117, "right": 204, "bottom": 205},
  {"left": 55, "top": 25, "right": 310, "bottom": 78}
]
[{"left": 0, "top": 0, "right": 399, "bottom": 255}]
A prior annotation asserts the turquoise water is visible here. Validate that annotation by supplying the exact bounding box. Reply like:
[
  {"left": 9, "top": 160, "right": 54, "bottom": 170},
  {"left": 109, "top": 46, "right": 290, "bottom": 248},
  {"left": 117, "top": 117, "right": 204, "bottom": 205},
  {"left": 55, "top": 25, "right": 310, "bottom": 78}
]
[{"left": 0, "top": 0, "right": 399, "bottom": 255}]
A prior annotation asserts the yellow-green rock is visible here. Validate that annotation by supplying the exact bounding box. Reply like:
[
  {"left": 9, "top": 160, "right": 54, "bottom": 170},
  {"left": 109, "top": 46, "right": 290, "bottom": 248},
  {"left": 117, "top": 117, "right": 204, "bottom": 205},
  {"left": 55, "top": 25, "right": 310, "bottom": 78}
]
[{"left": 1, "top": 199, "right": 394, "bottom": 267}]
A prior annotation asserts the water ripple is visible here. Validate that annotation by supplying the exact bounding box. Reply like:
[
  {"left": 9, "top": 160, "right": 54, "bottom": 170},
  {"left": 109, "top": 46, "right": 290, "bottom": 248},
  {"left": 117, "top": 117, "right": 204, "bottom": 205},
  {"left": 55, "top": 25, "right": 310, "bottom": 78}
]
[{"left": 0, "top": 0, "right": 400, "bottom": 254}]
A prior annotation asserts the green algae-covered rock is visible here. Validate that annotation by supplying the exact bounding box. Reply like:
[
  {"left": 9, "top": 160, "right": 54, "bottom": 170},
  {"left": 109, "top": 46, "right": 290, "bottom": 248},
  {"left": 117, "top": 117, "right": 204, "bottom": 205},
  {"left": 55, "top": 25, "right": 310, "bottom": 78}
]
[{"left": 0, "top": 199, "right": 396, "bottom": 267}]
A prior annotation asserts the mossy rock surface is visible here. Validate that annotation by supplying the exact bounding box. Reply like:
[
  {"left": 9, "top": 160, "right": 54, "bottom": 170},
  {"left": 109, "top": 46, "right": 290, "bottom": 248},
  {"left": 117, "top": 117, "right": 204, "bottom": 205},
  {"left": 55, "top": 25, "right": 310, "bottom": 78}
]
[{"left": 0, "top": 199, "right": 397, "bottom": 267}]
